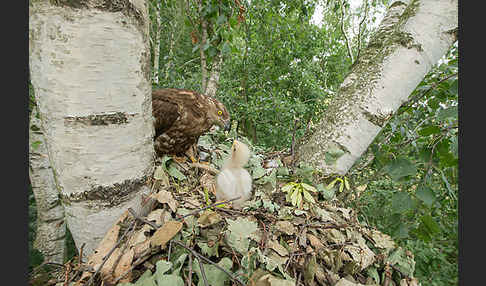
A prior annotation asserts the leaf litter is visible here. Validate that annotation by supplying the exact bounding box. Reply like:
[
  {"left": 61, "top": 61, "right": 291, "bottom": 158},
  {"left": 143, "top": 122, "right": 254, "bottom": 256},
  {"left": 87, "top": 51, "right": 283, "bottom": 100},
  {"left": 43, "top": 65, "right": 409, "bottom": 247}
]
[{"left": 32, "top": 132, "right": 421, "bottom": 286}]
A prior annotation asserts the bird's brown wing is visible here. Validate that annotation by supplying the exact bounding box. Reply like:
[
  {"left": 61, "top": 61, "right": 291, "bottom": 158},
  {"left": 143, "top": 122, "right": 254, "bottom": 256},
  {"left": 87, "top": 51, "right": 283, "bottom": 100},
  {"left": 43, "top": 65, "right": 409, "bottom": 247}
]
[{"left": 152, "top": 89, "right": 180, "bottom": 138}]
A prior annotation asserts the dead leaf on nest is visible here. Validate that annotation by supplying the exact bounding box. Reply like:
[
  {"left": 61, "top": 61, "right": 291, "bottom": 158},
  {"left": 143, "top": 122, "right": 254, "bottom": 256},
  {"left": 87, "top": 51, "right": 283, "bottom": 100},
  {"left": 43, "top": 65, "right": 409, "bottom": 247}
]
[
  {"left": 156, "top": 189, "right": 179, "bottom": 213},
  {"left": 307, "top": 233, "right": 324, "bottom": 250},
  {"left": 87, "top": 211, "right": 129, "bottom": 269},
  {"left": 112, "top": 248, "right": 134, "bottom": 284},
  {"left": 258, "top": 273, "right": 295, "bottom": 286},
  {"left": 146, "top": 209, "right": 166, "bottom": 226},
  {"left": 151, "top": 221, "right": 183, "bottom": 248},
  {"left": 199, "top": 172, "right": 217, "bottom": 195},
  {"left": 275, "top": 221, "right": 297, "bottom": 235},
  {"left": 133, "top": 239, "right": 151, "bottom": 259},
  {"left": 197, "top": 210, "right": 222, "bottom": 228},
  {"left": 267, "top": 240, "right": 289, "bottom": 257}
]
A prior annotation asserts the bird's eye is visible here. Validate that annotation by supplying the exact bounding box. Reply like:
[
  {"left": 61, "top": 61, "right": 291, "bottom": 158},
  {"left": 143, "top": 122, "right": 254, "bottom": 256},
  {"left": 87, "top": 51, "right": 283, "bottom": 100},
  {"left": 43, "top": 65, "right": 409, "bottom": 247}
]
[{"left": 217, "top": 110, "right": 222, "bottom": 116}]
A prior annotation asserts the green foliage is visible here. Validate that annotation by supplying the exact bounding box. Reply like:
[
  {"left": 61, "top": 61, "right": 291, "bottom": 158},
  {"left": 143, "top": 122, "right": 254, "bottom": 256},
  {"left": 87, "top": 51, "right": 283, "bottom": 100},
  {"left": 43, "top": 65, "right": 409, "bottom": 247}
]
[
  {"left": 281, "top": 181, "right": 317, "bottom": 209},
  {"left": 348, "top": 44, "right": 458, "bottom": 284}
]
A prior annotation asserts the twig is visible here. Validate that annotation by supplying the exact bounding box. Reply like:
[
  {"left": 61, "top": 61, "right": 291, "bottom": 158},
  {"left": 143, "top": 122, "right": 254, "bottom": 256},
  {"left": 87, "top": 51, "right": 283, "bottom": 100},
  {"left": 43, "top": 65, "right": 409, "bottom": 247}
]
[
  {"left": 198, "top": 258, "right": 209, "bottom": 286},
  {"left": 188, "top": 254, "right": 193, "bottom": 286},
  {"left": 86, "top": 221, "right": 136, "bottom": 286},
  {"left": 189, "top": 162, "right": 219, "bottom": 175},
  {"left": 340, "top": 0, "right": 354, "bottom": 63},
  {"left": 176, "top": 197, "right": 242, "bottom": 221},
  {"left": 173, "top": 240, "right": 245, "bottom": 286},
  {"left": 78, "top": 243, "right": 85, "bottom": 265},
  {"left": 128, "top": 207, "right": 159, "bottom": 229}
]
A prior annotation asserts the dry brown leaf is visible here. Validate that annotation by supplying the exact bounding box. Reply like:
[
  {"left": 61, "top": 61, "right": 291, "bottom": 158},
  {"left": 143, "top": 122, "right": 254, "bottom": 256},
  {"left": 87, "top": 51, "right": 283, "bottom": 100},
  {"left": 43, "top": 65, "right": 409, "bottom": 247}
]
[
  {"left": 156, "top": 189, "right": 179, "bottom": 212},
  {"left": 133, "top": 239, "right": 151, "bottom": 259},
  {"left": 100, "top": 247, "right": 122, "bottom": 278},
  {"left": 307, "top": 233, "right": 324, "bottom": 250},
  {"left": 267, "top": 240, "right": 289, "bottom": 257},
  {"left": 197, "top": 210, "right": 222, "bottom": 228},
  {"left": 87, "top": 211, "right": 129, "bottom": 268},
  {"left": 199, "top": 173, "right": 216, "bottom": 195},
  {"left": 112, "top": 248, "right": 134, "bottom": 284},
  {"left": 146, "top": 209, "right": 166, "bottom": 226},
  {"left": 275, "top": 221, "right": 297, "bottom": 235},
  {"left": 150, "top": 221, "right": 183, "bottom": 248}
]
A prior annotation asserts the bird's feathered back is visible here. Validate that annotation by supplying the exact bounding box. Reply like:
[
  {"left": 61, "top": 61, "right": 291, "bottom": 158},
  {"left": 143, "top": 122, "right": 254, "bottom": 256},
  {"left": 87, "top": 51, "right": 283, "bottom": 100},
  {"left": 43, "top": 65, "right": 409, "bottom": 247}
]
[
  {"left": 216, "top": 140, "right": 252, "bottom": 209},
  {"left": 152, "top": 88, "right": 230, "bottom": 156}
]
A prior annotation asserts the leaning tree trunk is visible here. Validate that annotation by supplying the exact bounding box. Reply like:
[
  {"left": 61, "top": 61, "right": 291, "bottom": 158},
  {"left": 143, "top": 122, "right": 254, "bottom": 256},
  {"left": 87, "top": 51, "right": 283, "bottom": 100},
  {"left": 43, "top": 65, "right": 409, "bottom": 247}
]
[
  {"left": 29, "top": 106, "right": 66, "bottom": 264},
  {"left": 29, "top": 0, "right": 155, "bottom": 257},
  {"left": 295, "top": 0, "right": 458, "bottom": 175}
]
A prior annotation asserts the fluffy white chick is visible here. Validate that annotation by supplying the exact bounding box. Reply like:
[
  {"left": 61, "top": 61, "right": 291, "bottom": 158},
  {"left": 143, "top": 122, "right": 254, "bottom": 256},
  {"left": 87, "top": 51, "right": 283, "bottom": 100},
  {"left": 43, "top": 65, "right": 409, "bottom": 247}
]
[{"left": 215, "top": 140, "right": 252, "bottom": 209}]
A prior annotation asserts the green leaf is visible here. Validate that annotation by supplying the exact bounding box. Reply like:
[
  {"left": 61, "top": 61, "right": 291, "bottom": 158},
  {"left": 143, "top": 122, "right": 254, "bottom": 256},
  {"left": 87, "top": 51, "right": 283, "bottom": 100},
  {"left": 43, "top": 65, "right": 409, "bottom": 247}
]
[
  {"left": 193, "top": 257, "right": 233, "bottom": 286},
  {"left": 420, "top": 214, "right": 441, "bottom": 234},
  {"left": 226, "top": 217, "right": 258, "bottom": 254},
  {"left": 437, "top": 106, "right": 458, "bottom": 121},
  {"left": 281, "top": 183, "right": 296, "bottom": 193},
  {"left": 391, "top": 191, "right": 413, "bottom": 213},
  {"left": 302, "top": 190, "right": 315, "bottom": 203},
  {"left": 31, "top": 141, "right": 42, "bottom": 150},
  {"left": 343, "top": 177, "right": 350, "bottom": 190},
  {"left": 300, "top": 183, "right": 317, "bottom": 192},
  {"left": 155, "top": 274, "right": 184, "bottom": 286},
  {"left": 167, "top": 163, "right": 187, "bottom": 180},
  {"left": 415, "top": 186, "right": 435, "bottom": 207},
  {"left": 327, "top": 178, "right": 339, "bottom": 189},
  {"left": 216, "top": 15, "right": 227, "bottom": 25},
  {"left": 316, "top": 183, "right": 335, "bottom": 201},
  {"left": 291, "top": 189, "right": 300, "bottom": 206},
  {"left": 324, "top": 146, "right": 345, "bottom": 165},
  {"left": 418, "top": 125, "right": 441, "bottom": 136},
  {"left": 383, "top": 158, "right": 417, "bottom": 181}
]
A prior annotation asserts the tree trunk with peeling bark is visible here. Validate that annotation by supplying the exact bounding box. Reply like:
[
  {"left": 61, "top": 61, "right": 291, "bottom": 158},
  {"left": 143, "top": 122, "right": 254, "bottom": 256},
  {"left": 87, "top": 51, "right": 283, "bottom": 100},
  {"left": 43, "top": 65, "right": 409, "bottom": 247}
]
[
  {"left": 29, "top": 106, "right": 66, "bottom": 263},
  {"left": 295, "top": 0, "right": 458, "bottom": 175},
  {"left": 205, "top": 53, "right": 223, "bottom": 97},
  {"left": 29, "top": 0, "right": 155, "bottom": 257}
]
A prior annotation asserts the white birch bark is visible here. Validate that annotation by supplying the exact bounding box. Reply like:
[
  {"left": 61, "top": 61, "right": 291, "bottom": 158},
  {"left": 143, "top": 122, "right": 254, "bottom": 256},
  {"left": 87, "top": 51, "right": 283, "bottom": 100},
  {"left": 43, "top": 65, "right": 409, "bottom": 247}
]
[
  {"left": 29, "top": 0, "right": 155, "bottom": 257},
  {"left": 205, "top": 53, "right": 223, "bottom": 97},
  {"left": 152, "top": 0, "right": 161, "bottom": 85},
  {"left": 29, "top": 106, "right": 66, "bottom": 264},
  {"left": 296, "top": 0, "right": 458, "bottom": 175}
]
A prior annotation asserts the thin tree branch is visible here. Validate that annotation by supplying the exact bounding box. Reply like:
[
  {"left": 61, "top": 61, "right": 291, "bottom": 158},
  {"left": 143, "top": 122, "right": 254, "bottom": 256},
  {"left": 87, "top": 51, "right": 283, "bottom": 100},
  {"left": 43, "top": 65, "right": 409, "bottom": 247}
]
[
  {"left": 172, "top": 240, "right": 245, "bottom": 285},
  {"left": 340, "top": 0, "right": 354, "bottom": 63}
]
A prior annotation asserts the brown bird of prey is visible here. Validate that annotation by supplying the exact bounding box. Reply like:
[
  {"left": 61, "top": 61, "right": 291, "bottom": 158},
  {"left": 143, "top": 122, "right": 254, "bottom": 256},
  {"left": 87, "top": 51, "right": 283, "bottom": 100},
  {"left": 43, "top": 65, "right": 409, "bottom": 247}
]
[
  {"left": 215, "top": 140, "right": 252, "bottom": 209},
  {"left": 152, "top": 88, "right": 231, "bottom": 159}
]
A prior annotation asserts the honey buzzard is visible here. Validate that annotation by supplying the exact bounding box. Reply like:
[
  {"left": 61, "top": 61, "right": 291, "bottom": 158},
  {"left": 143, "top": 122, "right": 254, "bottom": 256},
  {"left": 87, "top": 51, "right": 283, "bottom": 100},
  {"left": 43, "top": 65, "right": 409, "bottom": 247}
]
[{"left": 152, "top": 88, "right": 231, "bottom": 158}]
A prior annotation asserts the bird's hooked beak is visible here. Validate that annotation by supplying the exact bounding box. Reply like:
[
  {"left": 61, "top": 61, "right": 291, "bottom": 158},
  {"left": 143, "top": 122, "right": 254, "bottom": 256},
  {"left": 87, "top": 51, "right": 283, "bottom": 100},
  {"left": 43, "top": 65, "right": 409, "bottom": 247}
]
[{"left": 223, "top": 120, "right": 231, "bottom": 132}]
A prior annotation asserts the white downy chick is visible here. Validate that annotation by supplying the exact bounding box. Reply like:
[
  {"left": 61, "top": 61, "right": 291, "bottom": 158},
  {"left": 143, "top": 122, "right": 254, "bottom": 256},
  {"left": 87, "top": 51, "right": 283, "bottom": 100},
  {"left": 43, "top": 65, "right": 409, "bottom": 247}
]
[{"left": 215, "top": 140, "right": 252, "bottom": 209}]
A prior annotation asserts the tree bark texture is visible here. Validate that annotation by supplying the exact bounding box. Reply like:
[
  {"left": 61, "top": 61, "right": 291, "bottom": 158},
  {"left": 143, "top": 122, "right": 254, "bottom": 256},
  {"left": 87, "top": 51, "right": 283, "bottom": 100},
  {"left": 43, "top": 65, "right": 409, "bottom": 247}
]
[
  {"left": 205, "top": 53, "right": 223, "bottom": 98},
  {"left": 29, "top": 0, "right": 155, "bottom": 257},
  {"left": 295, "top": 0, "right": 458, "bottom": 175},
  {"left": 29, "top": 106, "right": 66, "bottom": 264},
  {"left": 152, "top": 0, "right": 161, "bottom": 85}
]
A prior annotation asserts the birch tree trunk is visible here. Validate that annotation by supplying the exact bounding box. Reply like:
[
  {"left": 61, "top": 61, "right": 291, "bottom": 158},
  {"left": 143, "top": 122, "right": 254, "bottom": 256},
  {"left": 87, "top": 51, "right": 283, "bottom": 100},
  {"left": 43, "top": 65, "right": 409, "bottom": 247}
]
[
  {"left": 295, "top": 0, "right": 458, "bottom": 175},
  {"left": 205, "top": 53, "right": 223, "bottom": 97},
  {"left": 29, "top": 106, "right": 66, "bottom": 264},
  {"left": 152, "top": 0, "right": 161, "bottom": 85},
  {"left": 29, "top": 0, "right": 155, "bottom": 257}
]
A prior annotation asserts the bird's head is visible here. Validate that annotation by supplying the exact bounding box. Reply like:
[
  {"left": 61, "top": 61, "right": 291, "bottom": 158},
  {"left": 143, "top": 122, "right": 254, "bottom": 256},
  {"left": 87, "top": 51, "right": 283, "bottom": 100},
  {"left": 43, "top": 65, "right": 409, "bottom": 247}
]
[
  {"left": 207, "top": 97, "right": 231, "bottom": 132},
  {"left": 231, "top": 140, "right": 250, "bottom": 167}
]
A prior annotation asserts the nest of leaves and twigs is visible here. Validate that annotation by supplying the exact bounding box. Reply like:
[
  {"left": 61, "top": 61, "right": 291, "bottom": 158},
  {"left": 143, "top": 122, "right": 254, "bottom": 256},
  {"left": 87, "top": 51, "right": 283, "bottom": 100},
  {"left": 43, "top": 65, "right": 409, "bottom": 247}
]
[{"left": 29, "top": 130, "right": 421, "bottom": 286}]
